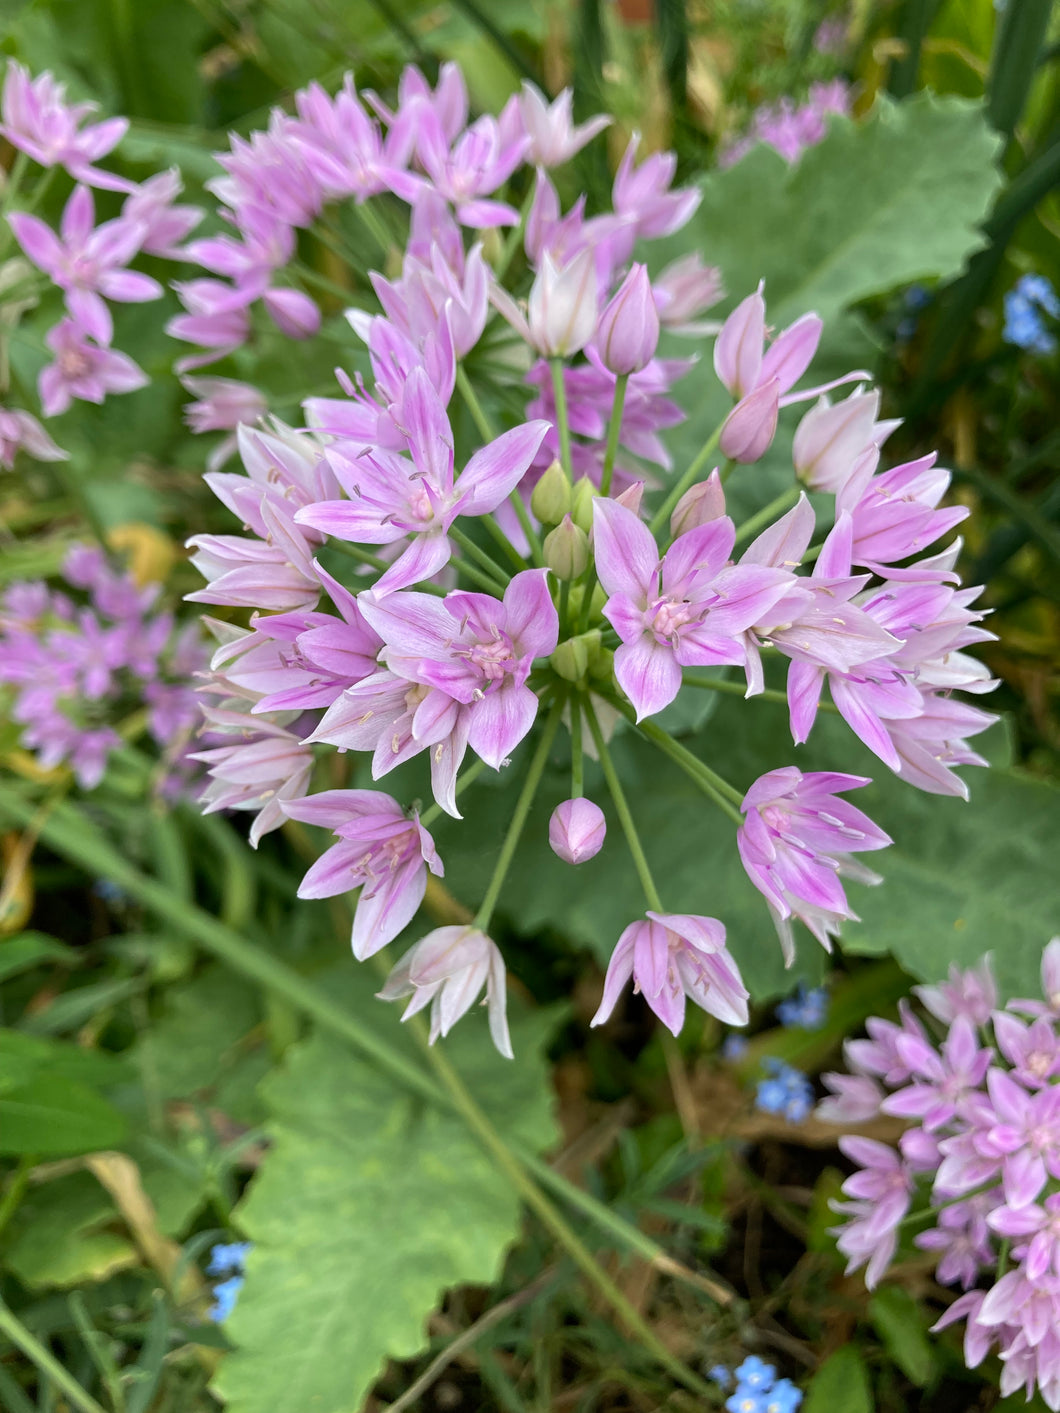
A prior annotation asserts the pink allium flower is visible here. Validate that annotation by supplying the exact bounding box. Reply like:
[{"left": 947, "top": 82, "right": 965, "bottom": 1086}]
[
  {"left": 182, "top": 376, "right": 266, "bottom": 472},
  {"left": 612, "top": 133, "right": 701, "bottom": 242},
  {"left": 592, "top": 913, "right": 749, "bottom": 1034},
  {"left": 38, "top": 318, "right": 147, "bottom": 417},
  {"left": 378, "top": 926, "right": 512, "bottom": 1057},
  {"left": 915, "top": 957, "right": 998, "bottom": 1026},
  {"left": 652, "top": 253, "right": 724, "bottom": 335},
  {"left": 0, "top": 406, "right": 67, "bottom": 467},
  {"left": 832, "top": 1135, "right": 914, "bottom": 1288},
  {"left": 358, "top": 568, "right": 558, "bottom": 773},
  {"left": 737, "top": 767, "right": 891, "bottom": 963},
  {"left": 0, "top": 61, "right": 130, "bottom": 189},
  {"left": 793, "top": 387, "right": 900, "bottom": 494},
  {"left": 10, "top": 184, "right": 160, "bottom": 344},
  {"left": 282, "top": 789, "right": 443, "bottom": 958},
  {"left": 517, "top": 82, "right": 610, "bottom": 167},
  {"left": 593, "top": 498, "right": 792, "bottom": 720},
  {"left": 297, "top": 369, "right": 549, "bottom": 594},
  {"left": 122, "top": 169, "right": 202, "bottom": 258},
  {"left": 549, "top": 798, "right": 607, "bottom": 865},
  {"left": 192, "top": 706, "right": 313, "bottom": 845}
]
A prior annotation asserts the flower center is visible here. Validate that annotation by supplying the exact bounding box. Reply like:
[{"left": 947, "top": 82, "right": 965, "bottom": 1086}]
[{"left": 649, "top": 595, "right": 697, "bottom": 641}]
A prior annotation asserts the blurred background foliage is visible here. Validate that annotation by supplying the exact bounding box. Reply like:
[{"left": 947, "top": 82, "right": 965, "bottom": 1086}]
[{"left": 0, "top": 0, "right": 1058, "bottom": 1410}]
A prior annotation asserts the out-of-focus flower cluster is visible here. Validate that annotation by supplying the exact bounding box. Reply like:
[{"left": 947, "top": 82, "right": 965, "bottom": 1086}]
[
  {"left": 206, "top": 1241, "right": 252, "bottom": 1323},
  {"left": 0, "top": 544, "right": 205, "bottom": 790},
  {"left": 822, "top": 941, "right": 1060, "bottom": 1409},
  {"left": 167, "top": 59, "right": 994, "bottom": 1055},
  {"left": 1002, "top": 273, "right": 1058, "bottom": 356},
  {"left": 0, "top": 61, "right": 201, "bottom": 462},
  {"left": 719, "top": 81, "right": 852, "bottom": 169}
]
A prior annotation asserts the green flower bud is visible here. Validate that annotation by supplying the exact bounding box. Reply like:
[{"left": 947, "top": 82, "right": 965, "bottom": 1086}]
[
  {"left": 569, "top": 476, "right": 598, "bottom": 533},
  {"left": 529, "top": 460, "right": 570, "bottom": 525},
  {"left": 543, "top": 515, "right": 589, "bottom": 580},
  {"left": 551, "top": 635, "right": 590, "bottom": 682}
]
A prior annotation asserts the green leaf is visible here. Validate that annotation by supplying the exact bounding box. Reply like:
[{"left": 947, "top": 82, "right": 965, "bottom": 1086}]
[
  {"left": 690, "top": 94, "right": 1004, "bottom": 329},
  {"left": 803, "top": 1347, "right": 874, "bottom": 1413},
  {"left": 0, "top": 1029, "right": 132, "bottom": 1096},
  {"left": 131, "top": 964, "right": 270, "bottom": 1125},
  {"left": 869, "top": 1285, "right": 936, "bottom": 1387},
  {"left": 0, "top": 1075, "right": 129, "bottom": 1155},
  {"left": 4, "top": 1172, "right": 136, "bottom": 1289},
  {"left": 0, "top": 932, "right": 76, "bottom": 983},
  {"left": 212, "top": 973, "right": 558, "bottom": 1413}
]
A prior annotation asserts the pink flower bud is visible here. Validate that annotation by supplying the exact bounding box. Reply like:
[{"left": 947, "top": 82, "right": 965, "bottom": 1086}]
[
  {"left": 670, "top": 469, "right": 726, "bottom": 536},
  {"left": 719, "top": 379, "right": 780, "bottom": 462},
  {"left": 528, "top": 249, "right": 598, "bottom": 357},
  {"left": 549, "top": 798, "right": 607, "bottom": 865},
  {"left": 713, "top": 281, "right": 765, "bottom": 397},
  {"left": 653, "top": 253, "right": 724, "bottom": 331},
  {"left": 595, "top": 263, "right": 659, "bottom": 375},
  {"left": 613, "top": 480, "right": 645, "bottom": 516},
  {"left": 263, "top": 287, "right": 321, "bottom": 339}
]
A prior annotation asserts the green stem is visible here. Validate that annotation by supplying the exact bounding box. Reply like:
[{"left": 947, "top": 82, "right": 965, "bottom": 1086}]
[
  {"left": 0, "top": 1300, "right": 108, "bottom": 1413},
  {"left": 0, "top": 150, "right": 29, "bottom": 217},
  {"left": 636, "top": 718, "right": 745, "bottom": 826},
  {"left": 570, "top": 699, "right": 584, "bottom": 799},
  {"left": 357, "top": 198, "right": 396, "bottom": 258},
  {"left": 550, "top": 359, "right": 574, "bottom": 482},
  {"left": 732, "top": 485, "right": 802, "bottom": 548},
  {"left": 493, "top": 184, "right": 536, "bottom": 283},
  {"left": 649, "top": 419, "right": 725, "bottom": 536},
  {"left": 449, "top": 526, "right": 510, "bottom": 594},
  {"left": 474, "top": 699, "right": 561, "bottom": 931},
  {"left": 0, "top": 1154, "right": 33, "bottom": 1238},
  {"left": 583, "top": 699, "right": 664, "bottom": 912},
  {"left": 0, "top": 785, "right": 728, "bottom": 1313},
  {"left": 416, "top": 1041, "right": 714, "bottom": 1399},
  {"left": 291, "top": 261, "right": 353, "bottom": 302},
  {"left": 682, "top": 672, "right": 839, "bottom": 714},
  {"left": 481, "top": 514, "right": 528, "bottom": 573},
  {"left": 508, "top": 490, "right": 545, "bottom": 568},
  {"left": 456, "top": 363, "right": 496, "bottom": 442},
  {"left": 599, "top": 374, "right": 628, "bottom": 498}
]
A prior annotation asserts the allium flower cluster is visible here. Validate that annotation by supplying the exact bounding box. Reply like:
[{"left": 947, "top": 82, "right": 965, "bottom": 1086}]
[
  {"left": 176, "top": 60, "right": 993, "bottom": 1054},
  {"left": 822, "top": 942, "right": 1060, "bottom": 1408},
  {"left": 0, "top": 61, "right": 202, "bottom": 457},
  {"left": 0, "top": 545, "right": 205, "bottom": 790},
  {"left": 720, "top": 81, "right": 852, "bottom": 169}
]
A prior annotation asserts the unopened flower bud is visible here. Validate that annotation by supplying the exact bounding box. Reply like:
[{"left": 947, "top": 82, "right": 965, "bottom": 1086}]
[
  {"left": 544, "top": 515, "right": 589, "bottom": 580},
  {"left": 569, "top": 476, "right": 597, "bottom": 533},
  {"left": 551, "top": 635, "right": 590, "bottom": 682},
  {"left": 549, "top": 798, "right": 607, "bottom": 865},
  {"left": 530, "top": 461, "right": 571, "bottom": 524},
  {"left": 595, "top": 263, "right": 660, "bottom": 375},
  {"left": 527, "top": 249, "right": 598, "bottom": 357},
  {"left": 263, "top": 287, "right": 321, "bottom": 339},
  {"left": 719, "top": 379, "right": 780, "bottom": 463},
  {"left": 670, "top": 470, "right": 726, "bottom": 537},
  {"left": 614, "top": 480, "right": 645, "bottom": 516}
]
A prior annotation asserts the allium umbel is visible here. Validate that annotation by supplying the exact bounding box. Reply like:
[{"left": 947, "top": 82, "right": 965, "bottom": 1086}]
[
  {"left": 158, "top": 59, "right": 995, "bottom": 1056},
  {"left": 823, "top": 943, "right": 1060, "bottom": 1409}
]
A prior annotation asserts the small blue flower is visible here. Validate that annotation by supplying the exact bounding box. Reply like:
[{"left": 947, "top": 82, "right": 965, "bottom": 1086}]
[
  {"left": 763, "top": 1379, "right": 803, "bottom": 1413},
  {"left": 1003, "top": 278, "right": 1058, "bottom": 355},
  {"left": 726, "top": 1391, "right": 767, "bottom": 1413},
  {"left": 776, "top": 984, "right": 829, "bottom": 1031},
  {"left": 708, "top": 1364, "right": 733, "bottom": 1388},
  {"left": 722, "top": 1034, "right": 749, "bottom": 1062},
  {"left": 208, "top": 1274, "right": 245, "bottom": 1322},
  {"left": 734, "top": 1357, "right": 776, "bottom": 1390},
  {"left": 207, "top": 1241, "right": 253, "bottom": 1277},
  {"left": 755, "top": 1061, "right": 814, "bottom": 1124},
  {"left": 1016, "top": 273, "right": 1060, "bottom": 316}
]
